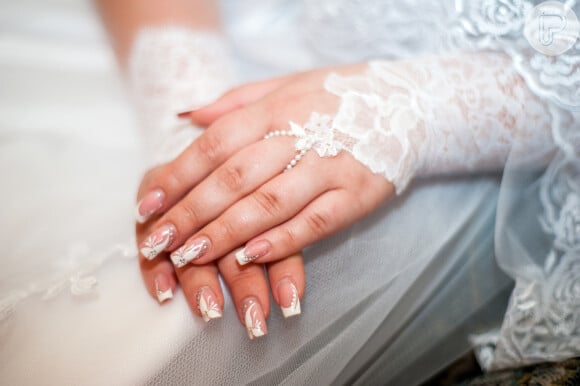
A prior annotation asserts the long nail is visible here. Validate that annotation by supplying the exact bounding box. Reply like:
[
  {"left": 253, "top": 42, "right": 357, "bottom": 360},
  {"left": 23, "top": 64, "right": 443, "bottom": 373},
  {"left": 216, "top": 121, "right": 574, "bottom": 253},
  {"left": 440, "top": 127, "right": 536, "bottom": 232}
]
[
  {"left": 196, "top": 286, "right": 222, "bottom": 322},
  {"left": 242, "top": 297, "right": 267, "bottom": 340},
  {"left": 277, "top": 279, "right": 301, "bottom": 318},
  {"left": 235, "top": 240, "right": 270, "bottom": 266},
  {"left": 140, "top": 224, "right": 176, "bottom": 260},
  {"left": 170, "top": 236, "right": 210, "bottom": 268},
  {"left": 135, "top": 189, "right": 165, "bottom": 224},
  {"left": 154, "top": 273, "right": 173, "bottom": 304}
]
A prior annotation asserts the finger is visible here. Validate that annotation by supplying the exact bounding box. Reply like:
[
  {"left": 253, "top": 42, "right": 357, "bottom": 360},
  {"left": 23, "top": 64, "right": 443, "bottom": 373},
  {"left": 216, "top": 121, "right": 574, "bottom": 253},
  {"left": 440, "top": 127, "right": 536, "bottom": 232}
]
[
  {"left": 151, "top": 137, "right": 297, "bottom": 262},
  {"left": 169, "top": 147, "right": 335, "bottom": 266},
  {"left": 139, "top": 254, "right": 178, "bottom": 304},
  {"left": 185, "top": 152, "right": 394, "bottom": 264},
  {"left": 217, "top": 252, "right": 270, "bottom": 339},
  {"left": 135, "top": 75, "right": 334, "bottom": 226},
  {"left": 174, "top": 261, "right": 224, "bottom": 322},
  {"left": 183, "top": 75, "right": 295, "bottom": 126},
  {"left": 266, "top": 252, "right": 305, "bottom": 318},
  {"left": 135, "top": 102, "right": 272, "bottom": 226},
  {"left": 137, "top": 221, "right": 177, "bottom": 304},
  {"left": 134, "top": 165, "right": 166, "bottom": 223},
  {"left": 241, "top": 181, "right": 393, "bottom": 265}
]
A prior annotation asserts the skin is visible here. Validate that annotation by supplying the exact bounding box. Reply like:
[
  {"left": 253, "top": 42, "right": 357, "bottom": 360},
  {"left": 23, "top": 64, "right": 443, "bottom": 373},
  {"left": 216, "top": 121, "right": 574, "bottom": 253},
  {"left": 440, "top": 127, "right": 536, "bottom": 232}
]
[
  {"left": 97, "top": 0, "right": 307, "bottom": 332},
  {"left": 141, "top": 65, "right": 396, "bottom": 273}
]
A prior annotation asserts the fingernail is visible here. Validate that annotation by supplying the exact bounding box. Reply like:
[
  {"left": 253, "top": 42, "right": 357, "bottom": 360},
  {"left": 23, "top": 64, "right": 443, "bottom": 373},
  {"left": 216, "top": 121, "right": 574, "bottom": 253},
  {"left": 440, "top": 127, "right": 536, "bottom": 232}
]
[
  {"left": 196, "top": 286, "right": 222, "bottom": 322},
  {"left": 154, "top": 273, "right": 173, "bottom": 304},
  {"left": 235, "top": 240, "right": 270, "bottom": 266},
  {"left": 242, "top": 297, "right": 267, "bottom": 340},
  {"left": 170, "top": 236, "right": 210, "bottom": 267},
  {"left": 135, "top": 189, "right": 165, "bottom": 224},
  {"left": 277, "top": 279, "right": 301, "bottom": 318},
  {"left": 140, "top": 224, "right": 176, "bottom": 260},
  {"left": 176, "top": 106, "right": 203, "bottom": 119}
]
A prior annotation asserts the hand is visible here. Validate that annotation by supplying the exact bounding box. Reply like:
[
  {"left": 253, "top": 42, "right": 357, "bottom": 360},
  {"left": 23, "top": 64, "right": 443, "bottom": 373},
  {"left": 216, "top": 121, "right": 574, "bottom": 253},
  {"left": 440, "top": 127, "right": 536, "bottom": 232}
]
[
  {"left": 138, "top": 64, "right": 395, "bottom": 268},
  {"left": 136, "top": 165, "right": 305, "bottom": 338}
]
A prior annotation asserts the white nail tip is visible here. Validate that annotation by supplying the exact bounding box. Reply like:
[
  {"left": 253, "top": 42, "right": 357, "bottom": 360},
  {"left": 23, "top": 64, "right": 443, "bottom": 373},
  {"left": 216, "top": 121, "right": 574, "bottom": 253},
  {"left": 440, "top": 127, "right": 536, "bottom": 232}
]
[
  {"left": 235, "top": 248, "right": 255, "bottom": 266},
  {"left": 171, "top": 240, "right": 208, "bottom": 268},
  {"left": 244, "top": 301, "right": 266, "bottom": 340},
  {"left": 135, "top": 206, "right": 148, "bottom": 224},
  {"left": 281, "top": 284, "right": 301, "bottom": 318},
  {"left": 156, "top": 288, "right": 173, "bottom": 303}
]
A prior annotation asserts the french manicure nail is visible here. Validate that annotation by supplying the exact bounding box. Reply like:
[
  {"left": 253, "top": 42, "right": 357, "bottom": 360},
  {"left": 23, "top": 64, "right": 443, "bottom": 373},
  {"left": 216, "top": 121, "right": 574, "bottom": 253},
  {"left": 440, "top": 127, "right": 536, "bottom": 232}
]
[
  {"left": 140, "top": 224, "right": 176, "bottom": 260},
  {"left": 154, "top": 273, "right": 173, "bottom": 304},
  {"left": 135, "top": 189, "right": 165, "bottom": 223},
  {"left": 242, "top": 297, "right": 267, "bottom": 340},
  {"left": 196, "top": 286, "right": 222, "bottom": 322},
  {"left": 235, "top": 240, "right": 270, "bottom": 266},
  {"left": 277, "top": 279, "right": 301, "bottom": 318},
  {"left": 170, "top": 236, "right": 210, "bottom": 268}
]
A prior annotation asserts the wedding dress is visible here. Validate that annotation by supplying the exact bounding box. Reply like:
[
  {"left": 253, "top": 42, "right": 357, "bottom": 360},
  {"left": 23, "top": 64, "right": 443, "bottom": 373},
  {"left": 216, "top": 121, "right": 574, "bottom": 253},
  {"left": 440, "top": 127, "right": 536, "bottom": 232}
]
[{"left": 1, "top": 0, "right": 578, "bottom": 385}]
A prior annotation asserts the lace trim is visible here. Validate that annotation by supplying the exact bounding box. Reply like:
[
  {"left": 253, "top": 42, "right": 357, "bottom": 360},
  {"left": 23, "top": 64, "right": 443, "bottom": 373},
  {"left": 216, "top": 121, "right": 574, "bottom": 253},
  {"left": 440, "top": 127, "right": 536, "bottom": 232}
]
[
  {"left": 300, "top": 0, "right": 579, "bottom": 369},
  {"left": 447, "top": 0, "right": 580, "bottom": 371},
  {"left": 292, "top": 53, "right": 552, "bottom": 194}
]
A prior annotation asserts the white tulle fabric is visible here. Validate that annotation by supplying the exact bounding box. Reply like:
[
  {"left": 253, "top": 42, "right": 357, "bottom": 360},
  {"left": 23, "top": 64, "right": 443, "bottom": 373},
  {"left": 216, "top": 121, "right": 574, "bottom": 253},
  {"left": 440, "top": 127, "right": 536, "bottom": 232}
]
[
  {"left": 451, "top": 0, "right": 580, "bottom": 371},
  {"left": 300, "top": 0, "right": 580, "bottom": 372},
  {"left": 1, "top": 0, "right": 579, "bottom": 385},
  {"left": 291, "top": 53, "right": 552, "bottom": 193}
]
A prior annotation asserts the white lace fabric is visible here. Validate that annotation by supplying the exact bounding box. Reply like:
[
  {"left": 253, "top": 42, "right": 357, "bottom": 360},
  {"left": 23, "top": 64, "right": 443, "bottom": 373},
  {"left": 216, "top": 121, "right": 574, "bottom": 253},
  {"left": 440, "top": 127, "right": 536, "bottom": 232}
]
[
  {"left": 2, "top": 1, "right": 579, "bottom": 383},
  {"left": 291, "top": 52, "right": 552, "bottom": 194},
  {"left": 128, "top": 27, "right": 234, "bottom": 165},
  {"left": 296, "top": 0, "right": 580, "bottom": 372}
]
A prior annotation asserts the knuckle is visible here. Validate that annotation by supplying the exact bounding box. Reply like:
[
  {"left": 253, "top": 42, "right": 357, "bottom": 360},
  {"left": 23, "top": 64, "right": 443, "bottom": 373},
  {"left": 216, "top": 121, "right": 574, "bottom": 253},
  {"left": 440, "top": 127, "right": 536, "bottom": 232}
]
[
  {"left": 227, "top": 268, "right": 261, "bottom": 289},
  {"left": 305, "top": 210, "right": 331, "bottom": 237},
  {"left": 215, "top": 217, "right": 240, "bottom": 244},
  {"left": 161, "top": 163, "right": 185, "bottom": 191},
  {"left": 172, "top": 201, "right": 200, "bottom": 229},
  {"left": 252, "top": 189, "right": 283, "bottom": 217},
  {"left": 196, "top": 133, "right": 224, "bottom": 165},
  {"left": 217, "top": 164, "right": 245, "bottom": 193},
  {"left": 280, "top": 226, "right": 299, "bottom": 248}
]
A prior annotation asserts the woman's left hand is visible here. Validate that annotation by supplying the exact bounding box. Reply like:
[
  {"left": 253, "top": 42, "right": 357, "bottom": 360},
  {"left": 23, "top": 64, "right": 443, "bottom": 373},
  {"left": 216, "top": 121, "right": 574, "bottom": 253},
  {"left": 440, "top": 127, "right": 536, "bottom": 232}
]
[{"left": 138, "top": 64, "right": 395, "bottom": 268}]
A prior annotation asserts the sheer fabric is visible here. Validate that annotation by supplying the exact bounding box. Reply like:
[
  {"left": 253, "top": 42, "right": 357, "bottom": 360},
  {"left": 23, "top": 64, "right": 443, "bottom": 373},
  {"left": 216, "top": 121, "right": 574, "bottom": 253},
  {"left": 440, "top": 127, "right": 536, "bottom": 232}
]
[
  {"left": 0, "top": 0, "right": 578, "bottom": 385},
  {"left": 128, "top": 27, "right": 234, "bottom": 165},
  {"left": 291, "top": 53, "right": 552, "bottom": 193}
]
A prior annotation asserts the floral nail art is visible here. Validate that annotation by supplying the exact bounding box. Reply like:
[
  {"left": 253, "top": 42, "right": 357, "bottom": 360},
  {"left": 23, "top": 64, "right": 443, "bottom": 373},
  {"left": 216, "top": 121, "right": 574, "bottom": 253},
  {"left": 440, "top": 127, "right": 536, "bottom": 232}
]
[
  {"left": 170, "top": 237, "right": 209, "bottom": 268},
  {"left": 140, "top": 224, "right": 176, "bottom": 260},
  {"left": 279, "top": 281, "right": 301, "bottom": 318},
  {"left": 235, "top": 241, "right": 270, "bottom": 266},
  {"left": 196, "top": 287, "right": 222, "bottom": 322},
  {"left": 243, "top": 299, "right": 266, "bottom": 339}
]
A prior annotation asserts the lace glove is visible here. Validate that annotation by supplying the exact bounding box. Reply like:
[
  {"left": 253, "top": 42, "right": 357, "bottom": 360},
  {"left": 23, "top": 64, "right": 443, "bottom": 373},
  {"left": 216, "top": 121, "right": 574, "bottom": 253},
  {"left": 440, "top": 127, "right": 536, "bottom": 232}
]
[
  {"left": 291, "top": 52, "right": 553, "bottom": 194},
  {"left": 128, "top": 26, "right": 235, "bottom": 165}
]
